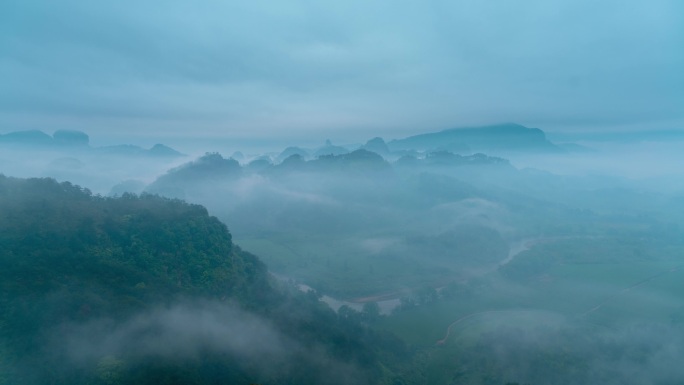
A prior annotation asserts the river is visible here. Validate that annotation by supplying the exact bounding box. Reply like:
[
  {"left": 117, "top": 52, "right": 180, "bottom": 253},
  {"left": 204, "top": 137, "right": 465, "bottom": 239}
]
[{"left": 272, "top": 237, "right": 538, "bottom": 315}]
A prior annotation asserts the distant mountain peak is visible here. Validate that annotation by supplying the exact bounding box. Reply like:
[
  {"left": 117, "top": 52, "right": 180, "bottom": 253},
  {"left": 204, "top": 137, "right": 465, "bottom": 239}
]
[
  {"left": 388, "top": 123, "right": 560, "bottom": 153},
  {"left": 149, "top": 143, "right": 184, "bottom": 157},
  {"left": 362, "top": 137, "right": 390, "bottom": 155},
  {"left": 0, "top": 129, "right": 54, "bottom": 145},
  {"left": 146, "top": 152, "right": 242, "bottom": 198},
  {"left": 276, "top": 146, "right": 309, "bottom": 163}
]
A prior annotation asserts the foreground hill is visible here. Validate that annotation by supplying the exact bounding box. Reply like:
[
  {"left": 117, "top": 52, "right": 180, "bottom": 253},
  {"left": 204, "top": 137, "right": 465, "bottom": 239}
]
[{"left": 0, "top": 175, "right": 412, "bottom": 385}]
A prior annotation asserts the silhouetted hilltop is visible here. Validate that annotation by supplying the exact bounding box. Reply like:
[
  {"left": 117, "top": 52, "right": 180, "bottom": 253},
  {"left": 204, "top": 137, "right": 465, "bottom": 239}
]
[
  {"left": 146, "top": 152, "right": 242, "bottom": 197},
  {"left": 278, "top": 153, "right": 307, "bottom": 170},
  {"left": 0, "top": 129, "right": 54, "bottom": 146},
  {"left": 148, "top": 143, "right": 184, "bottom": 157},
  {"left": 245, "top": 156, "right": 273, "bottom": 172},
  {"left": 0, "top": 129, "right": 89, "bottom": 147},
  {"left": 231, "top": 151, "right": 245, "bottom": 161},
  {"left": 0, "top": 129, "right": 184, "bottom": 158},
  {"left": 392, "top": 151, "right": 518, "bottom": 197},
  {"left": 164, "top": 152, "right": 241, "bottom": 178},
  {"left": 388, "top": 123, "right": 561, "bottom": 153},
  {"left": 361, "top": 137, "right": 390, "bottom": 155},
  {"left": 276, "top": 146, "right": 310, "bottom": 163},
  {"left": 317, "top": 149, "right": 386, "bottom": 167},
  {"left": 269, "top": 149, "right": 392, "bottom": 177},
  {"left": 98, "top": 143, "right": 185, "bottom": 158},
  {"left": 145, "top": 149, "right": 395, "bottom": 200}
]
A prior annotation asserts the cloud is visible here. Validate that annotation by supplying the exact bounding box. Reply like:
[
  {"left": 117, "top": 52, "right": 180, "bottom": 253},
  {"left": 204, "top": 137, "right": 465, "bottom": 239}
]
[
  {"left": 62, "top": 301, "right": 287, "bottom": 363},
  {"left": 56, "top": 300, "right": 365, "bottom": 384},
  {"left": 1, "top": 0, "right": 683, "bottom": 142}
]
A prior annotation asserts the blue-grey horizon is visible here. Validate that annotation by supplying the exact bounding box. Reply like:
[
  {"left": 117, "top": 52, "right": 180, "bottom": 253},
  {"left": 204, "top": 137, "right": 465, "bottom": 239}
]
[{"left": 1, "top": 0, "right": 683, "bottom": 145}]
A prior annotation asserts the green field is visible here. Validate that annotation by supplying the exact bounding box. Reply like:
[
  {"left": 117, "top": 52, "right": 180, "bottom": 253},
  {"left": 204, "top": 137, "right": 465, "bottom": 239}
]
[
  {"left": 237, "top": 207, "right": 684, "bottom": 385},
  {"left": 373, "top": 236, "right": 684, "bottom": 384},
  {"left": 236, "top": 234, "right": 461, "bottom": 298},
  {"left": 382, "top": 252, "right": 684, "bottom": 342}
]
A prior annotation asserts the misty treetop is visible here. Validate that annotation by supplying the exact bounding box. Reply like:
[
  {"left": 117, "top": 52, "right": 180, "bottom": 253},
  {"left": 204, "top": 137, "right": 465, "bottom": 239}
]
[
  {"left": 0, "top": 175, "right": 412, "bottom": 385},
  {"left": 0, "top": 175, "right": 268, "bottom": 327}
]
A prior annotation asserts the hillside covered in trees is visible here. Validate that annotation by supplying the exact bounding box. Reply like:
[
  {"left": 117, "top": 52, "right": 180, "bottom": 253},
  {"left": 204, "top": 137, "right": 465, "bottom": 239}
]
[{"left": 0, "top": 175, "right": 413, "bottom": 385}]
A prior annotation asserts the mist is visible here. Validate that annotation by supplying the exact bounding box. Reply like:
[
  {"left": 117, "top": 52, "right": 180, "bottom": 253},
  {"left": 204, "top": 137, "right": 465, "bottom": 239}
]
[
  {"left": 0, "top": 131, "right": 187, "bottom": 194},
  {"left": 3, "top": 122, "right": 684, "bottom": 384},
  {"left": 54, "top": 301, "right": 365, "bottom": 385},
  {"left": 2, "top": 1, "right": 684, "bottom": 383},
  {"left": 136, "top": 128, "right": 684, "bottom": 384}
]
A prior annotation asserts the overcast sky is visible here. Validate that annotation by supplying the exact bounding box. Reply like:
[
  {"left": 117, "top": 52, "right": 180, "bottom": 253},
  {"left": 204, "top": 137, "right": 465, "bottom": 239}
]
[{"left": 1, "top": 0, "right": 683, "bottom": 145}]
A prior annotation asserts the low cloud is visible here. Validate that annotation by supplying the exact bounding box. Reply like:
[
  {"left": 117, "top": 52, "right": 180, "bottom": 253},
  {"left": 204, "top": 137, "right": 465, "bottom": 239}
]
[{"left": 54, "top": 300, "right": 366, "bottom": 385}]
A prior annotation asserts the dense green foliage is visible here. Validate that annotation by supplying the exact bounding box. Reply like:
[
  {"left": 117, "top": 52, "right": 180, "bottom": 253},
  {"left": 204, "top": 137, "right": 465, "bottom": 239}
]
[{"left": 0, "top": 175, "right": 412, "bottom": 385}]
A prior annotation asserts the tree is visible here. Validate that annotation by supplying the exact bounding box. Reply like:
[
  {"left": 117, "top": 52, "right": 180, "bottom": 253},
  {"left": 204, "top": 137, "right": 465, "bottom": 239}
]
[
  {"left": 94, "top": 356, "right": 126, "bottom": 385},
  {"left": 362, "top": 302, "right": 381, "bottom": 322}
]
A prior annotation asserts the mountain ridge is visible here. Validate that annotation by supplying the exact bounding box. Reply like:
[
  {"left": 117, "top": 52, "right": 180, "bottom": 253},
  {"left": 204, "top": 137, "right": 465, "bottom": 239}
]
[
  {"left": 0, "top": 129, "right": 184, "bottom": 158},
  {"left": 388, "top": 123, "right": 561, "bottom": 153}
]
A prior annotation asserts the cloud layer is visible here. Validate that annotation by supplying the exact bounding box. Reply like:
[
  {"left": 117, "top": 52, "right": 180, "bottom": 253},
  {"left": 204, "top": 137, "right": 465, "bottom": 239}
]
[{"left": 1, "top": 0, "right": 683, "bottom": 142}]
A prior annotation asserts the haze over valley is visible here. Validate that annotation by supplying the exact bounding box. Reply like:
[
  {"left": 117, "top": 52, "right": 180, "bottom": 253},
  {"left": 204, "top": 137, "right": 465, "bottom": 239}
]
[
  {"left": 3, "top": 122, "right": 684, "bottom": 384},
  {"left": 2, "top": 1, "right": 683, "bottom": 383}
]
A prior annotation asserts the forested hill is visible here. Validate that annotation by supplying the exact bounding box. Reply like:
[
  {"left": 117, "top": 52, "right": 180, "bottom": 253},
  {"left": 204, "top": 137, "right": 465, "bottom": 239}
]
[{"left": 0, "top": 175, "right": 413, "bottom": 385}]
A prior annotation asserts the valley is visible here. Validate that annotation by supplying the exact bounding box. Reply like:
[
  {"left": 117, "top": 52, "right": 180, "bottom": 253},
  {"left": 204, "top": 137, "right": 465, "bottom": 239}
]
[{"left": 2, "top": 124, "right": 684, "bottom": 384}]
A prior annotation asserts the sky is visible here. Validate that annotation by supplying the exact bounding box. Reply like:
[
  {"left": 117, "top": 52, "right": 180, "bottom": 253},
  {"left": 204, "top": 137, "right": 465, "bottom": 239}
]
[{"left": 1, "top": 0, "right": 683, "bottom": 145}]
